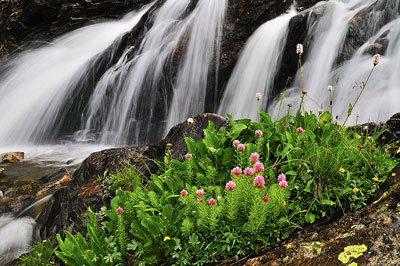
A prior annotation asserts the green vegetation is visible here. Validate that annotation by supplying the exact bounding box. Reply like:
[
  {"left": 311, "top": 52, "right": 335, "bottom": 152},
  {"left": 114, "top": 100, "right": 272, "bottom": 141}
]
[{"left": 48, "top": 107, "right": 397, "bottom": 265}]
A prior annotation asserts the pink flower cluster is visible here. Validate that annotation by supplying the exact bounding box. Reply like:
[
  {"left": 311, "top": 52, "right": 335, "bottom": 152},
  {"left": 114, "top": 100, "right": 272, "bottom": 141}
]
[
  {"left": 250, "top": 152, "right": 259, "bottom": 164},
  {"left": 116, "top": 207, "right": 123, "bottom": 214},
  {"left": 254, "top": 161, "right": 264, "bottom": 173},
  {"left": 373, "top": 53, "right": 380, "bottom": 66},
  {"left": 244, "top": 167, "right": 255, "bottom": 176},
  {"left": 277, "top": 173, "right": 286, "bottom": 182},
  {"left": 255, "top": 130, "right": 263, "bottom": 138},
  {"left": 226, "top": 181, "right": 236, "bottom": 191},
  {"left": 231, "top": 167, "right": 242, "bottom": 176},
  {"left": 237, "top": 144, "right": 246, "bottom": 151},
  {"left": 253, "top": 175, "right": 265, "bottom": 188},
  {"left": 296, "top": 43, "right": 303, "bottom": 55},
  {"left": 297, "top": 127, "right": 304, "bottom": 133},
  {"left": 208, "top": 198, "right": 217, "bottom": 205},
  {"left": 233, "top": 140, "right": 240, "bottom": 147},
  {"left": 180, "top": 189, "right": 188, "bottom": 196},
  {"left": 263, "top": 196, "right": 269, "bottom": 202},
  {"left": 196, "top": 189, "right": 204, "bottom": 196},
  {"left": 185, "top": 153, "right": 192, "bottom": 159},
  {"left": 279, "top": 180, "right": 288, "bottom": 188}
]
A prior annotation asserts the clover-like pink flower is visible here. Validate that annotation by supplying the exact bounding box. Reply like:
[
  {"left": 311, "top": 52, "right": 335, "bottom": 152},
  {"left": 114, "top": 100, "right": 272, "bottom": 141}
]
[
  {"left": 237, "top": 144, "right": 246, "bottom": 151},
  {"left": 255, "top": 130, "right": 263, "bottom": 137},
  {"left": 116, "top": 207, "right": 123, "bottom": 214},
  {"left": 253, "top": 175, "right": 265, "bottom": 188},
  {"left": 244, "top": 167, "right": 255, "bottom": 176},
  {"left": 263, "top": 196, "right": 269, "bottom": 202},
  {"left": 185, "top": 153, "right": 192, "bottom": 159},
  {"left": 373, "top": 53, "right": 380, "bottom": 66},
  {"left": 277, "top": 173, "right": 286, "bottom": 182},
  {"left": 296, "top": 44, "right": 303, "bottom": 55},
  {"left": 180, "top": 189, "right": 188, "bottom": 196},
  {"left": 225, "top": 181, "right": 236, "bottom": 191},
  {"left": 279, "top": 180, "right": 288, "bottom": 188},
  {"left": 233, "top": 140, "right": 240, "bottom": 147},
  {"left": 297, "top": 127, "right": 304, "bottom": 133},
  {"left": 250, "top": 152, "right": 259, "bottom": 164},
  {"left": 199, "top": 199, "right": 204, "bottom": 203},
  {"left": 208, "top": 198, "right": 217, "bottom": 205},
  {"left": 196, "top": 189, "right": 204, "bottom": 196},
  {"left": 379, "top": 121, "right": 385, "bottom": 126},
  {"left": 254, "top": 161, "right": 264, "bottom": 173},
  {"left": 230, "top": 167, "right": 242, "bottom": 176}
]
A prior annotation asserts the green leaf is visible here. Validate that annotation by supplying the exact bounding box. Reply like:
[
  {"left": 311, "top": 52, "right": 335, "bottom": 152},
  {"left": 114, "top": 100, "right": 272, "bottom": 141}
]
[
  {"left": 305, "top": 213, "right": 316, "bottom": 224},
  {"left": 320, "top": 199, "right": 336, "bottom": 206},
  {"left": 318, "top": 111, "right": 332, "bottom": 125},
  {"left": 228, "top": 124, "right": 247, "bottom": 139},
  {"left": 222, "top": 148, "right": 234, "bottom": 166}
]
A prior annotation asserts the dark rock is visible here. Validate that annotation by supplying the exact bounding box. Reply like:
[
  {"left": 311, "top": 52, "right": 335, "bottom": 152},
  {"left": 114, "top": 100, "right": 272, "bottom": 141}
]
[{"left": 340, "top": 0, "right": 399, "bottom": 61}]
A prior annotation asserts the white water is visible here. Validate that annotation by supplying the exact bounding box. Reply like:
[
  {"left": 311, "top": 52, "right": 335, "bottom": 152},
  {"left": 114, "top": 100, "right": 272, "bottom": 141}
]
[
  {"left": 268, "top": 0, "right": 400, "bottom": 124},
  {"left": 80, "top": 0, "right": 227, "bottom": 145},
  {"left": 0, "top": 195, "right": 52, "bottom": 264},
  {"left": 218, "top": 9, "right": 296, "bottom": 120},
  {"left": 166, "top": 0, "right": 227, "bottom": 130},
  {"left": 0, "top": 5, "right": 152, "bottom": 147}
]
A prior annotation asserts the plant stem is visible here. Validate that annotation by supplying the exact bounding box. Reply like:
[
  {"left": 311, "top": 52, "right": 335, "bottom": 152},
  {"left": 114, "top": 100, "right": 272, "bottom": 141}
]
[{"left": 342, "top": 66, "right": 375, "bottom": 126}]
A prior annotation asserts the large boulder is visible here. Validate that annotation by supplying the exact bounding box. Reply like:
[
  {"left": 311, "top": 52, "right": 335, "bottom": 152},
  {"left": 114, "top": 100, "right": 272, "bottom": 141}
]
[{"left": 1, "top": 152, "right": 24, "bottom": 163}]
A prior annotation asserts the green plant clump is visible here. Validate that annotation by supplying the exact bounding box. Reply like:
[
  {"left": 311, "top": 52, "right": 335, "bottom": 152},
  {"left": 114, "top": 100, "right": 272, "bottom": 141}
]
[{"left": 50, "top": 107, "right": 397, "bottom": 265}]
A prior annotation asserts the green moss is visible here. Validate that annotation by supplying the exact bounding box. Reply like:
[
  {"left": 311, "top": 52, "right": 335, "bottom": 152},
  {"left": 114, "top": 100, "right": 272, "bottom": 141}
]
[
  {"left": 303, "top": 242, "right": 324, "bottom": 255},
  {"left": 338, "top": 244, "right": 367, "bottom": 264}
]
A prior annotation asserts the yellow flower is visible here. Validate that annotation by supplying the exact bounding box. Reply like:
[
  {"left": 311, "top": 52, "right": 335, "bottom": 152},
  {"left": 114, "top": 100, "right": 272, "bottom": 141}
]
[
  {"left": 373, "top": 177, "right": 379, "bottom": 182},
  {"left": 356, "top": 135, "right": 361, "bottom": 140},
  {"left": 392, "top": 173, "right": 396, "bottom": 177},
  {"left": 339, "top": 168, "right": 345, "bottom": 173},
  {"left": 353, "top": 188, "right": 359, "bottom": 193},
  {"left": 397, "top": 147, "right": 400, "bottom": 154},
  {"left": 282, "top": 200, "right": 286, "bottom": 206},
  {"left": 164, "top": 236, "right": 171, "bottom": 241}
]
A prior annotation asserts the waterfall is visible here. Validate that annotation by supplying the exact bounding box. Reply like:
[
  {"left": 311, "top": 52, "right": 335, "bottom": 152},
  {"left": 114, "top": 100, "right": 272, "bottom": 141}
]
[
  {"left": 80, "top": 0, "right": 227, "bottom": 145},
  {"left": 0, "top": 195, "right": 52, "bottom": 264},
  {"left": 0, "top": 4, "right": 152, "bottom": 147},
  {"left": 218, "top": 9, "right": 296, "bottom": 121},
  {"left": 165, "top": 0, "right": 227, "bottom": 131},
  {"left": 268, "top": 0, "right": 399, "bottom": 124}
]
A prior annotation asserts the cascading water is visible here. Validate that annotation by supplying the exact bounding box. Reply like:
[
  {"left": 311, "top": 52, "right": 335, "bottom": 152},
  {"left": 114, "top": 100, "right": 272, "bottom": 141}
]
[
  {"left": 0, "top": 195, "right": 52, "bottom": 264},
  {"left": 268, "top": 0, "right": 400, "bottom": 124},
  {"left": 218, "top": 9, "right": 296, "bottom": 121},
  {"left": 0, "top": 4, "right": 152, "bottom": 147},
  {"left": 80, "top": 0, "right": 227, "bottom": 145},
  {"left": 166, "top": 0, "right": 227, "bottom": 131}
]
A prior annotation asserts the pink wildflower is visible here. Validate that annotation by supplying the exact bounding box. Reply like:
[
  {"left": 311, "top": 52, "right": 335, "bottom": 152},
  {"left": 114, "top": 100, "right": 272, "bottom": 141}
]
[
  {"left": 185, "top": 153, "right": 192, "bottom": 159},
  {"left": 297, "top": 127, "right": 304, "bottom": 133},
  {"left": 225, "top": 181, "right": 236, "bottom": 191},
  {"left": 373, "top": 53, "right": 380, "bottom": 66},
  {"left": 244, "top": 167, "right": 255, "bottom": 176},
  {"left": 196, "top": 189, "right": 204, "bottom": 196},
  {"left": 208, "top": 198, "right": 217, "bottom": 205},
  {"left": 255, "top": 130, "right": 263, "bottom": 137},
  {"left": 254, "top": 161, "right": 264, "bottom": 173},
  {"left": 279, "top": 180, "right": 288, "bottom": 188},
  {"left": 230, "top": 167, "right": 242, "bottom": 176},
  {"left": 296, "top": 44, "right": 303, "bottom": 55},
  {"left": 318, "top": 108, "right": 324, "bottom": 114},
  {"left": 233, "top": 140, "right": 240, "bottom": 147},
  {"left": 277, "top": 173, "right": 286, "bottom": 182},
  {"left": 237, "top": 144, "right": 246, "bottom": 151},
  {"left": 263, "top": 196, "right": 269, "bottom": 202},
  {"left": 199, "top": 199, "right": 204, "bottom": 203},
  {"left": 250, "top": 152, "right": 259, "bottom": 164},
  {"left": 116, "top": 207, "right": 123, "bottom": 214},
  {"left": 379, "top": 121, "right": 385, "bottom": 126},
  {"left": 253, "top": 175, "right": 265, "bottom": 188},
  {"left": 180, "top": 189, "right": 188, "bottom": 196}
]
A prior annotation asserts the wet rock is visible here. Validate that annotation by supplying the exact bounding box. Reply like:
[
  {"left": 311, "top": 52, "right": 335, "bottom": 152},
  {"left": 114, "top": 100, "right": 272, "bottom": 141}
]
[
  {"left": 340, "top": 0, "right": 399, "bottom": 61},
  {"left": 1, "top": 152, "right": 24, "bottom": 163}
]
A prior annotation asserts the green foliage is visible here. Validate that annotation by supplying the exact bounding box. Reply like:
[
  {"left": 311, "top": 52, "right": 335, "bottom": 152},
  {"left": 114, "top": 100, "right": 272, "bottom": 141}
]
[
  {"left": 19, "top": 238, "right": 58, "bottom": 266},
  {"left": 55, "top": 109, "right": 398, "bottom": 265}
]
